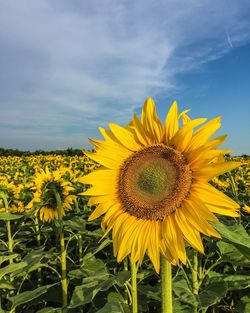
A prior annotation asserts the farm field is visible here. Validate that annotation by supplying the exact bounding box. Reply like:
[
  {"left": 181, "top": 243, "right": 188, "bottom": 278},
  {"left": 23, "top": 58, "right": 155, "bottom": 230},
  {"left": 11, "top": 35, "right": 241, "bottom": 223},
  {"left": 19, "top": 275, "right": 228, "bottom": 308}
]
[{"left": 0, "top": 154, "right": 250, "bottom": 313}]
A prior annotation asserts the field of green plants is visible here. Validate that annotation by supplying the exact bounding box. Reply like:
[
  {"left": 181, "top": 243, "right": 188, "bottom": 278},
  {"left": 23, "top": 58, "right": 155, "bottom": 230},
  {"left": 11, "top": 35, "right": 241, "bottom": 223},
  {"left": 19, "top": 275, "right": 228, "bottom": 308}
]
[{"left": 0, "top": 154, "right": 249, "bottom": 313}]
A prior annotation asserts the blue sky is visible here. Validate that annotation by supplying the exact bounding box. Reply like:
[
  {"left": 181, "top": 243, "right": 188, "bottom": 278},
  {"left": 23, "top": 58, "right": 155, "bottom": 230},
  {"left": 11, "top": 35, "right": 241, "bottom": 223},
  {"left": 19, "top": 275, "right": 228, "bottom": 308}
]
[{"left": 0, "top": 0, "right": 250, "bottom": 154}]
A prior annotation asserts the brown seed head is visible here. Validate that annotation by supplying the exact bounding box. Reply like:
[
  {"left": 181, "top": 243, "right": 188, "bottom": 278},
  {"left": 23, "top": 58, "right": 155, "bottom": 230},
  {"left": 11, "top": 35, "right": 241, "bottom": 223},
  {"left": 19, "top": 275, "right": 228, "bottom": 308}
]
[{"left": 119, "top": 144, "right": 192, "bottom": 220}]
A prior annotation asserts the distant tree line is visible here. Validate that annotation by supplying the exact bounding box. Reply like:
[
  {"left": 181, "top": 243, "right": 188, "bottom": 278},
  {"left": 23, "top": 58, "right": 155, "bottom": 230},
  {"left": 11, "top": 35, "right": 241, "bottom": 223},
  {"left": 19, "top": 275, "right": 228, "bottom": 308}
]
[
  {"left": 0, "top": 147, "right": 84, "bottom": 157},
  {"left": 0, "top": 148, "right": 249, "bottom": 158}
]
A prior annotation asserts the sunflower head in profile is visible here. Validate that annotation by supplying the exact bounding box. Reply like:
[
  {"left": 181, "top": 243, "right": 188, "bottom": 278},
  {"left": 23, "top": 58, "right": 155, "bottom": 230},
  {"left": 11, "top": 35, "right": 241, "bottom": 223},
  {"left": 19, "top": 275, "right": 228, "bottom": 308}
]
[
  {"left": 80, "top": 98, "right": 241, "bottom": 273},
  {"left": 0, "top": 179, "right": 16, "bottom": 212},
  {"left": 28, "top": 168, "right": 76, "bottom": 222}
]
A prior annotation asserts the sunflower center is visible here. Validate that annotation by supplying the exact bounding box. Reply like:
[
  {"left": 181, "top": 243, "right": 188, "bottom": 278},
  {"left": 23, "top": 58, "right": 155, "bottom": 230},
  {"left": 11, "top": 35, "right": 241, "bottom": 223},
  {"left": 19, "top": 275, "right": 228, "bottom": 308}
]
[
  {"left": 119, "top": 144, "right": 192, "bottom": 221},
  {"left": 137, "top": 164, "right": 168, "bottom": 195}
]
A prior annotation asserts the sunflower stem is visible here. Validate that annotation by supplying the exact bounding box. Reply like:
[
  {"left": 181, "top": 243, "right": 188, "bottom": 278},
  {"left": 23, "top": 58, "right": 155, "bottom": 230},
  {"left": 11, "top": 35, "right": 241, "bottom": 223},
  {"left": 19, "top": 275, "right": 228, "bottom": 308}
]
[
  {"left": 130, "top": 261, "right": 138, "bottom": 313},
  {"left": 192, "top": 252, "right": 199, "bottom": 295},
  {"left": 2, "top": 194, "right": 13, "bottom": 261},
  {"left": 54, "top": 190, "right": 68, "bottom": 309},
  {"left": 2, "top": 194, "right": 15, "bottom": 306},
  {"left": 35, "top": 216, "right": 42, "bottom": 286},
  {"left": 78, "top": 234, "right": 83, "bottom": 265},
  {"left": 192, "top": 251, "right": 199, "bottom": 313},
  {"left": 161, "top": 256, "right": 172, "bottom": 313}
]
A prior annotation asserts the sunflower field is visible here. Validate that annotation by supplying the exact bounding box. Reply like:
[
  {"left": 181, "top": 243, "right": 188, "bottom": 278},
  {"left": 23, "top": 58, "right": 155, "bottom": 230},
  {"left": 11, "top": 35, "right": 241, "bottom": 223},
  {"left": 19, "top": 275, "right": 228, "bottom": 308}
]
[
  {"left": 0, "top": 99, "right": 250, "bottom": 313},
  {"left": 0, "top": 153, "right": 249, "bottom": 313}
]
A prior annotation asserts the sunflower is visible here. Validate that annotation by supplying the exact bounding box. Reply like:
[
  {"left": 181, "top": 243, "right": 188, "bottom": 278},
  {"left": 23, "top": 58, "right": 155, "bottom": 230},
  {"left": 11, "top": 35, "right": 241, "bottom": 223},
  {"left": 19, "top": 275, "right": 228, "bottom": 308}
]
[
  {"left": 28, "top": 168, "right": 76, "bottom": 222},
  {"left": 80, "top": 98, "right": 241, "bottom": 273},
  {"left": 0, "top": 179, "right": 16, "bottom": 212}
]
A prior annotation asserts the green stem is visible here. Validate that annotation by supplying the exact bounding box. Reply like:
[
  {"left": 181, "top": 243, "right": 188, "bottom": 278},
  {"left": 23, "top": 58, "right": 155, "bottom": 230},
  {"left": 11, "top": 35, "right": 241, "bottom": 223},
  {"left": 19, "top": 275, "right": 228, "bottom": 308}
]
[
  {"left": 2, "top": 195, "right": 13, "bottom": 261},
  {"left": 54, "top": 191, "right": 68, "bottom": 309},
  {"left": 2, "top": 194, "right": 15, "bottom": 310},
  {"left": 161, "top": 257, "right": 172, "bottom": 313},
  {"left": 35, "top": 216, "right": 42, "bottom": 286},
  {"left": 192, "top": 252, "right": 199, "bottom": 295},
  {"left": 78, "top": 234, "right": 83, "bottom": 265},
  {"left": 130, "top": 261, "right": 138, "bottom": 313},
  {"left": 192, "top": 252, "right": 199, "bottom": 313}
]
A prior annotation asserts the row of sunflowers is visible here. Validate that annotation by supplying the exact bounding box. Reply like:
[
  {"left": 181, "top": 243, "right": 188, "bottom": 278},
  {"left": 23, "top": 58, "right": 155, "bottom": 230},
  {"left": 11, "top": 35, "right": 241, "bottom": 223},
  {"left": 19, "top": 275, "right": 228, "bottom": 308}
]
[{"left": 0, "top": 154, "right": 249, "bottom": 312}]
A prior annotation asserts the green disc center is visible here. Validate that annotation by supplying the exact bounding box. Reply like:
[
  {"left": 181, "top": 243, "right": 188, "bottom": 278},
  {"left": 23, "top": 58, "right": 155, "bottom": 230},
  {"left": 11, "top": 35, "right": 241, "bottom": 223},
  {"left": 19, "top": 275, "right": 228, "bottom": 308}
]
[{"left": 137, "top": 163, "right": 168, "bottom": 195}]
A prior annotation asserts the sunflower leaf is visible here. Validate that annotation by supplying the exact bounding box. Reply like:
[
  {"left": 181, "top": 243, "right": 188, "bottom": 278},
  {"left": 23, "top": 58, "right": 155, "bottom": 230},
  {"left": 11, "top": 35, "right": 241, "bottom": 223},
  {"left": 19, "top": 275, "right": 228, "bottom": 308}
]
[
  {"left": 198, "top": 275, "right": 228, "bottom": 309},
  {"left": 96, "top": 301, "right": 131, "bottom": 313},
  {"left": 212, "top": 222, "right": 250, "bottom": 259},
  {"left": 8, "top": 283, "right": 58, "bottom": 309},
  {"left": 217, "top": 241, "right": 250, "bottom": 266},
  {"left": 173, "top": 276, "right": 198, "bottom": 307}
]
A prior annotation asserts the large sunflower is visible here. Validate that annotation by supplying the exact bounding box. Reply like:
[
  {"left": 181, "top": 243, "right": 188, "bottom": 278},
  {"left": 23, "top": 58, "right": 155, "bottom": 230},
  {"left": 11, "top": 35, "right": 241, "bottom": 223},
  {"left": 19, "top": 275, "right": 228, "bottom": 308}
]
[
  {"left": 80, "top": 98, "right": 241, "bottom": 273},
  {"left": 28, "top": 168, "right": 76, "bottom": 222}
]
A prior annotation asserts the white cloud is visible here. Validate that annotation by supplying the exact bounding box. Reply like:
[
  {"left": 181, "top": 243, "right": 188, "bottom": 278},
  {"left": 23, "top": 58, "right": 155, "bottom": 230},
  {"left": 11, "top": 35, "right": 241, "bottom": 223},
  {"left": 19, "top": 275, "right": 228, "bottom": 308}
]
[{"left": 0, "top": 0, "right": 250, "bottom": 149}]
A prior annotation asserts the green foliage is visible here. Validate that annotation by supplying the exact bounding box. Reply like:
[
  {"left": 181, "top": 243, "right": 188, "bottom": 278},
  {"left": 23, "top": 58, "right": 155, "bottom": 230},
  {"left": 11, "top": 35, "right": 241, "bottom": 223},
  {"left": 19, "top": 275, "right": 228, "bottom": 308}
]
[{"left": 0, "top": 155, "right": 249, "bottom": 312}]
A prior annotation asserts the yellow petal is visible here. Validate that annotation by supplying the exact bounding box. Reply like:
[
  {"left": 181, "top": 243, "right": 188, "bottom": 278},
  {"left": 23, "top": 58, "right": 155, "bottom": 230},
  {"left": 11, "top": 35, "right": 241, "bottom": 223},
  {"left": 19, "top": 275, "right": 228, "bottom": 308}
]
[
  {"left": 129, "top": 113, "right": 151, "bottom": 146},
  {"left": 188, "top": 117, "right": 221, "bottom": 151},
  {"left": 171, "top": 118, "right": 207, "bottom": 152},
  {"left": 165, "top": 100, "right": 179, "bottom": 142},
  {"left": 141, "top": 98, "right": 163, "bottom": 143},
  {"left": 88, "top": 201, "right": 113, "bottom": 221},
  {"left": 189, "top": 149, "right": 232, "bottom": 169},
  {"left": 117, "top": 217, "right": 141, "bottom": 262},
  {"left": 175, "top": 209, "right": 204, "bottom": 253},
  {"left": 88, "top": 194, "right": 118, "bottom": 206},
  {"left": 109, "top": 123, "right": 142, "bottom": 151},
  {"left": 192, "top": 183, "right": 240, "bottom": 217},
  {"left": 193, "top": 162, "right": 241, "bottom": 181},
  {"left": 186, "top": 193, "right": 218, "bottom": 222},
  {"left": 78, "top": 169, "right": 118, "bottom": 185},
  {"left": 243, "top": 204, "right": 250, "bottom": 214},
  {"left": 182, "top": 201, "right": 221, "bottom": 238},
  {"left": 147, "top": 221, "right": 160, "bottom": 273},
  {"left": 84, "top": 151, "right": 121, "bottom": 169},
  {"left": 179, "top": 109, "right": 191, "bottom": 125},
  {"left": 80, "top": 181, "right": 117, "bottom": 196},
  {"left": 162, "top": 214, "right": 186, "bottom": 264},
  {"left": 138, "top": 220, "right": 152, "bottom": 265}
]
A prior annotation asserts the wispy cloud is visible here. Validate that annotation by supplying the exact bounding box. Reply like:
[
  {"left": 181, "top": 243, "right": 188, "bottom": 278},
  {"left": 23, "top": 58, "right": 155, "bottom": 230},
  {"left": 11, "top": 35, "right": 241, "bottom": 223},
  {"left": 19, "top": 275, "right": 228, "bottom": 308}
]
[{"left": 0, "top": 0, "right": 250, "bottom": 150}]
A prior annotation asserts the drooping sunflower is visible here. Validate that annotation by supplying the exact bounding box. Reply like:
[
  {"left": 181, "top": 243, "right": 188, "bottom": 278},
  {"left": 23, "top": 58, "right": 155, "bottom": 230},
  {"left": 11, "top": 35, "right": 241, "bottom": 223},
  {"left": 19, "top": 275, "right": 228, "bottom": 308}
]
[
  {"left": 80, "top": 98, "right": 241, "bottom": 273},
  {"left": 28, "top": 168, "right": 76, "bottom": 222}
]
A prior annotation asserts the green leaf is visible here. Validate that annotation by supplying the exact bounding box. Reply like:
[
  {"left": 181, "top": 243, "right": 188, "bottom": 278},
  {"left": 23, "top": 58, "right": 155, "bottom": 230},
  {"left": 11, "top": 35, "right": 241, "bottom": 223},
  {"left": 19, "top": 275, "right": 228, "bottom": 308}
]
[
  {"left": 36, "top": 307, "right": 61, "bottom": 313},
  {"left": 213, "top": 222, "right": 250, "bottom": 259},
  {"left": 0, "top": 254, "right": 19, "bottom": 266},
  {"left": 173, "top": 276, "right": 198, "bottom": 307},
  {"left": 0, "top": 279, "right": 15, "bottom": 290},
  {"left": 81, "top": 252, "right": 109, "bottom": 277},
  {"left": 222, "top": 275, "right": 250, "bottom": 290},
  {"left": 173, "top": 300, "right": 195, "bottom": 313},
  {"left": 107, "top": 292, "right": 125, "bottom": 303},
  {"left": 68, "top": 253, "right": 109, "bottom": 281},
  {"left": 8, "top": 283, "right": 57, "bottom": 309},
  {"left": 139, "top": 285, "right": 161, "bottom": 301},
  {"left": 68, "top": 281, "right": 100, "bottom": 308},
  {"left": 235, "top": 295, "right": 250, "bottom": 313},
  {"left": 64, "top": 216, "right": 86, "bottom": 232},
  {"left": 0, "top": 212, "right": 23, "bottom": 220},
  {"left": 0, "top": 262, "right": 27, "bottom": 279},
  {"left": 96, "top": 301, "right": 131, "bottom": 313},
  {"left": 115, "top": 270, "right": 130, "bottom": 286},
  {"left": 199, "top": 275, "right": 228, "bottom": 309},
  {"left": 217, "top": 241, "right": 250, "bottom": 266},
  {"left": 93, "top": 238, "right": 112, "bottom": 255}
]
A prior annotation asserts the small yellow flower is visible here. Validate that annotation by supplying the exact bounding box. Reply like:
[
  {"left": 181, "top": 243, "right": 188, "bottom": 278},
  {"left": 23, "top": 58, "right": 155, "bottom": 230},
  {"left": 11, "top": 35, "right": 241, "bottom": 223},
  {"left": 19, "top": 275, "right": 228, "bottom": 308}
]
[{"left": 28, "top": 168, "right": 76, "bottom": 222}]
